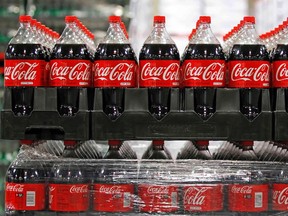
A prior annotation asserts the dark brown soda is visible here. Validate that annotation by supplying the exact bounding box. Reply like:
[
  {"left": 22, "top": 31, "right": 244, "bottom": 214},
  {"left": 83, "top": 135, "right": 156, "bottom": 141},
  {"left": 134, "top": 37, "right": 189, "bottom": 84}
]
[{"left": 139, "top": 44, "right": 180, "bottom": 120}]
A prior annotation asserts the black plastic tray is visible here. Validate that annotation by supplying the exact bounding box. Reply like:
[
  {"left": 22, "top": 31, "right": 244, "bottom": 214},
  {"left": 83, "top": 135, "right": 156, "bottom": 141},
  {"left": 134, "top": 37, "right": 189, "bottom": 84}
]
[
  {"left": 274, "top": 88, "right": 288, "bottom": 141},
  {"left": 1, "top": 87, "right": 90, "bottom": 140},
  {"left": 91, "top": 88, "right": 272, "bottom": 141}
]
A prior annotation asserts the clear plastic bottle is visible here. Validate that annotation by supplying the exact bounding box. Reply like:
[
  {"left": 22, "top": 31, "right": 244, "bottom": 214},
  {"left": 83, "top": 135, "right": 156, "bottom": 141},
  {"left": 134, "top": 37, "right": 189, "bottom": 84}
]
[
  {"left": 181, "top": 16, "right": 226, "bottom": 120},
  {"left": 4, "top": 15, "right": 45, "bottom": 116},
  {"left": 49, "top": 16, "right": 91, "bottom": 117},
  {"left": 94, "top": 16, "right": 138, "bottom": 120},
  {"left": 228, "top": 16, "right": 270, "bottom": 121},
  {"left": 139, "top": 16, "right": 180, "bottom": 120}
]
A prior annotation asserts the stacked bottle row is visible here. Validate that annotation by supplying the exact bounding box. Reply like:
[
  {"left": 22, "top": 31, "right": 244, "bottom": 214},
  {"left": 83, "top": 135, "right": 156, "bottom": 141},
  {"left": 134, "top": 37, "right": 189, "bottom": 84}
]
[
  {"left": 5, "top": 141, "right": 288, "bottom": 215},
  {"left": 5, "top": 15, "right": 288, "bottom": 141}
]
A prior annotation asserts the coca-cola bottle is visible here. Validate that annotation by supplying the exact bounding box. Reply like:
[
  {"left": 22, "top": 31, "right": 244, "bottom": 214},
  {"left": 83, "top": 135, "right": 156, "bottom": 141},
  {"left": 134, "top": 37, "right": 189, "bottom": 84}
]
[
  {"left": 4, "top": 15, "right": 45, "bottom": 116},
  {"left": 138, "top": 160, "right": 179, "bottom": 213},
  {"left": 181, "top": 16, "right": 226, "bottom": 120},
  {"left": 141, "top": 140, "right": 172, "bottom": 159},
  {"left": 104, "top": 140, "right": 137, "bottom": 159},
  {"left": 228, "top": 170, "right": 269, "bottom": 214},
  {"left": 92, "top": 160, "right": 137, "bottom": 213},
  {"left": 49, "top": 16, "right": 91, "bottom": 116},
  {"left": 5, "top": 146, "right": 46, "bottom": 215},
  {"left": 181, "top": 162, "right": 224, "bottom": 214},
  {"left": 271, "top": 168, "right": 288, "bottom": 212},
  {"left": 139, "top": 16, "right": 180, "bottom": 120},
  {"left": 62, "top": 141, "right": 78, "bottom": 158},
  {"left": 272, "top": 20, "right": 288, "bottom": 112},
  {"left": 94, "top": 16, "right": 137, "bottom": 120},
  {"left": 236, "top": 141, "right": 258, "bottom": 161},
  {"left": 228, "top": 16, "right": 270, "bottom": 120},
  {"left": 49, "top": 161, "right": 89, "bottom": 215},
  {"left": 177, "top": 140, "right": 212, "bottom": 160}
]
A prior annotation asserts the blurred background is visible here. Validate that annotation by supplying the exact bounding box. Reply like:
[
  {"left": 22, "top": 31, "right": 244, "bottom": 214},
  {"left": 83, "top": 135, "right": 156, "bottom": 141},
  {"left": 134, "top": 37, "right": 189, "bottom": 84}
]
[{"left": 0, "top": 0, "right": 287, "bottom": 213}]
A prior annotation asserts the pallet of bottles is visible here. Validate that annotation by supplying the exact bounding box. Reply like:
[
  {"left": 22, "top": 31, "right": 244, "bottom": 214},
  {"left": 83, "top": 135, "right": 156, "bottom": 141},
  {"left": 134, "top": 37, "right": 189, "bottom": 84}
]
[
  {"left": 0, "top": 87, "right": 90, "bottom": 140},
  {"left": 5, "top": 148, "right": 288, "bottom": 215}
]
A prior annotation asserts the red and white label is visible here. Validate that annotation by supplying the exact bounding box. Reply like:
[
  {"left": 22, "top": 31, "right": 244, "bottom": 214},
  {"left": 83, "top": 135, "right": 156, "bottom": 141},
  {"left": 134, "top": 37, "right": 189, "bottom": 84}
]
[
  {"left": 228, "top": 61, "right": 270, "bottom": 88},
  {"left": 272, "top": 61, "right": 288, "bottom": 87},
  {"left": 138, "top": 184, "right": 179, "bottom": 213},
  {"left": 49, "top": 183, "right": 89, "bottom": 212},
  {"left": 4, "top": 59, "right": 45, "bottom": 87},
  {"left": 183, "top": 184, "right": 223, "bottom": 212},
  {"left": 49, "top": 59, "right": 91, "bottom": 87},
  {"left": 228, "top": 184, "right": 268, "bottom": 212},
  {"left": 139, "top": 60, "right": 180, "bottom": 87},
  {"left": 93, "top": 183, "right": 134, "bottom": 212},
  {"left": 181, "top": 60, "right": 226, "bottom": 87},
  {"left": 272, "top": 184, "right": 288, "bottom": 210},
  {"left": 93, "top": 60, "right": 137, "bottom": 87},
  {"left": 5, "top": 182, "right": 45, "bottom": 211}
]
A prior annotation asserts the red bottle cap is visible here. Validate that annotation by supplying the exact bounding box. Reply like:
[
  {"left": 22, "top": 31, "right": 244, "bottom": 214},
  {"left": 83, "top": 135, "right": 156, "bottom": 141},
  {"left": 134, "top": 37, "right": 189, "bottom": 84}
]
[
  {"left": 64, "top": 140, "right": 77, "bottom": 146},
  {"left": 195, "top": 140, "right": 209, "bottom": 146},
  {"left": 199, "top": 16, "right": 211, "bottom": 24},
  {"left": 30, "top": 19, "right": 38, "bottom": 27},
  {"left": 243, "top": 16, "right": 255, "bottom": 24},
  {"left": 108, "top": 140, "right": 122, "bottom": 145},
  {"left": 152, "top": 140, "right": 164, "bottom": 145},
  {"left": 19, "top": 15, "right": 32, "bottom": 23},
  {"left": 109, "top": 16, "right": 121, "bottom": 23},
  {"left": 154, "top": 16, "right": 165, "bottom": 23},
  {"left": 65, "top": 15, "right": 78, "bottom": 23},
  {"left": 20, "top": 140, "right": 33, "bottom": 145},
  {"left": 240, "top": 141, "right": 253, "bottom": 146}
]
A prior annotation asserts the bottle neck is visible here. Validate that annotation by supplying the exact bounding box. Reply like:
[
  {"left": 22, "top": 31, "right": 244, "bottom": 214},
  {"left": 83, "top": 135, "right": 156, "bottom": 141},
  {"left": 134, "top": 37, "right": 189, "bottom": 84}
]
[
  {"left": 145, "top": 22, "right": 175, "bottom": 44},
  {"left": 190, "top": 23, "right": 219, "bottom": 44},
  {"left": 109, "top": 144, "right": 121, "bottom": 150},
  {"left": 102, "top": 22, "right": 128, "bottom": 44},
  {"left": 58, "top": 22, "right": 83, "bottom": 44},
  {"left": 153, "top": 144, "right": 164, "bottom": 150},
  {"left": 11, "top": 22, "right": 37, "bottom": 44},
  {"left": 278, "top": 27, "right": 288, "bottom": 44},
  {"left": 236, "top": 22, "right": 262, "bottom": 45}
]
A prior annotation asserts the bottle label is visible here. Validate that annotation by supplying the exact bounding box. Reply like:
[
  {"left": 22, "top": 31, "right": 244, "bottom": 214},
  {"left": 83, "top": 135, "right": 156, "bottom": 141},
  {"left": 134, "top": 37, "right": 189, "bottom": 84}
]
[
  {"left": 49, "top": 59, "right": 91, "bottom": 87},
  {"left": 5, "top": 182, "right": 45, "bottom": 211},
  {"left": 93, "top": 183, "right": 134, "bottom": 212},
  {"left": 4, "top": 59, "right": 45, "bottom": 87},
  {"left": 228, "top": 184, "right": 268, "bottom": 212},
  {"left": 272, "top": 61, "right": 288, "bottom": 87},
  {"left": 138, "top": 184, "right": 179, "bottom": 212},
  {"left": 139, "top": 60, "right": 180, "bottom": 87},
  {"left": 228, "top": 60, "right": 270, "bottom": 88},
  {"left": 183, "top": 184, "right": 223, "bottom": 212},
  {"left": 272, "top": 183, "right": 288, "bottom": 210},
  {"left": 49, "top": 183, "right": 89, "bottom": 212},
  {"left": 93, "top": 60, "right": 137, "bottom": 87},
  {"left": 181, "top": 60, "right": 226, "bottom": 87}
]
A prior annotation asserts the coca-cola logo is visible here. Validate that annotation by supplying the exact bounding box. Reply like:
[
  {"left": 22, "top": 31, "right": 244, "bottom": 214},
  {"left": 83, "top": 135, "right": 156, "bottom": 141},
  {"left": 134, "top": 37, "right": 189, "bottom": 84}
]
[
  {"left": 231, "top": 185, "right": 252, "bottom": 194},
  {"left": 50, "top": 62, "right": 90, "bottom": 81},
  {"left": 94, "top": 62, "right": 134, "bottom": 81},
  {"left": 275, "top": 63, "right": 288, "bottom": 81},
  {"left": 6, "top": 183, "right": 24, "bottom": 193},
  {"left": 69, "top": 185, "right": 88, "bottom": 194},
  {"left": 4, "top": 62, "right": 39, "bottom": 81},
  {"left": 99, "top": 185, "right": 122, "bottom": 194},
  {"left": 184, "top": 187, "right": 209, "bottom": 206},
  {"left": 147, "top": 186, "right": 169, "bottom": 194},
  {"left": 273, "top": 187, "right": 288, "bottom": 205},
  {"left": 231, "top": 63, "right": 269, "bottom": 82},
  {"left": 140, "top": 62, "right": 180, "bottom": 81},
  {"left": 49, "top": 186, "right": 55, "bottom": 192},
  {"left": 183, "top": 62, "right": 225, "bottom": 81}
]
